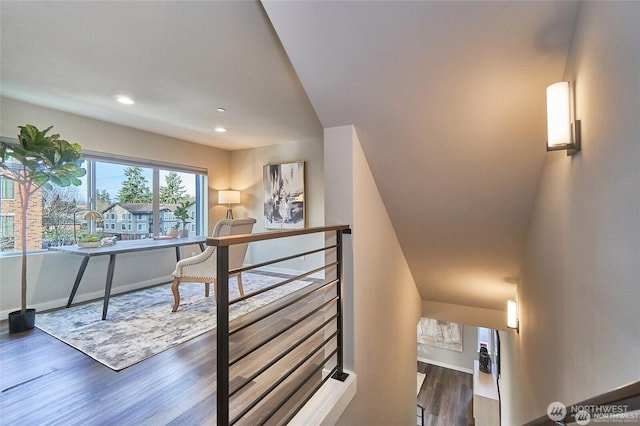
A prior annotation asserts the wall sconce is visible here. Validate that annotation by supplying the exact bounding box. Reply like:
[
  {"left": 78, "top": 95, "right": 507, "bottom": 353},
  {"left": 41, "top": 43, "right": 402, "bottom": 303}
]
[
  {"left": 218, "top": 190, "right": 240, "bottom": 219},
  {"left": 546, "top": 81, "right": 581, "bottom": 156},
  {"left": 507, "top": 299, "right": 519, "bottom": 333}
]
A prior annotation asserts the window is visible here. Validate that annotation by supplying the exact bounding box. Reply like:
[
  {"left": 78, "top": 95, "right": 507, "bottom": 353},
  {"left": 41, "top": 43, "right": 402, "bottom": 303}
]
[
  {"left": 1, "top": 215, "right": 15, "bottom": 252},
  {"left": 1, "top": 149, "right": 206, "bottom": 254},
  {"left": 1, "top": 215, "right": 14, "bottom": 236},
  {"left": 478, "top": 327, "right": 491, "bottom": 351},
  {"left": 1, "top": 178, "right": 14, "bottom": 199}
]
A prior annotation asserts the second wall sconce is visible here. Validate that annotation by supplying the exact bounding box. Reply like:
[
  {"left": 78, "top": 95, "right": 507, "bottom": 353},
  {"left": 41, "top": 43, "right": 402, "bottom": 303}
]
[
  {"left": 507, "top": 299, "right": 519, "bottom": 333},
  {"left": 546, "top": 81, "right": 581, "bottom": 156},
  {"left": 218, "top": 190, "right": 240, "bottom": 219}
]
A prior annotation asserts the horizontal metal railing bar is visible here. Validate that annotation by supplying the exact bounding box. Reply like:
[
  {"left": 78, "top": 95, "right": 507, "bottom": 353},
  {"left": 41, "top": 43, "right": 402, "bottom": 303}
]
[
  {"left": 229, "top": 263, "right": 337, "bottom": 306},
  {"left": 229, "top": 320, "right": 338, "bottom": 399},
  {"left": 208, "top": 224, "right": 351, "bottom": 247},
  {"left": 230, "top": 280, "right": 338, "bottom": 335},
  {"left": 230, "top": 299, "right": 338, "bottom": 367},
  {"left": 231, "top": 334, "right": 338, "bottom": 425},
  {"left": 281, "top": 364, "right": 341, "bottom": 425},
  {"left": 263, "top": 350, "right": 340, "bottom": 425},
  {"left": 231, "top": 245, "right": 337, "bottom": 276}
]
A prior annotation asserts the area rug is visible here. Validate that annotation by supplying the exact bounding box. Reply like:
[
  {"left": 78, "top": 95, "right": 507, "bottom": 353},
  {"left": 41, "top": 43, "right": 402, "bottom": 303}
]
[
  {"left": 417, "top": 372, "right": 426, "bottom": 395},
  {"left": 36, "top": 272, "right": 312, "bottom": 371}
]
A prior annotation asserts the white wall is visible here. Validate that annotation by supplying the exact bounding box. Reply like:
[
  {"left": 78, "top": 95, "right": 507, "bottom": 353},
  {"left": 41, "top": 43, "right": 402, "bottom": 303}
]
[
  {"left": 422, "top": 299, "right": 507, "bottom": 331},
  {"left": 0, "top": 98, "right": 229, "bottom": 316},
  {"left": 325, "top": 125, "right": 422, "bottom": 426},
  {"left": 229, "top": 138, "right": 325, "bottom": 273},
  {"left": 500, "top": 3, "right": 640, "bottom": 424}
]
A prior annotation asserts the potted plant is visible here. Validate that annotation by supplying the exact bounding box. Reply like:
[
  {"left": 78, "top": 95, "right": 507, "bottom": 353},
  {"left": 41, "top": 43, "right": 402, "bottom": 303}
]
[
  {"left": 0, "top": 124, "right": 85, "bottom": 333},
  {"left": 173, "top": 200, "right": 192, "bottom": 237},
  {"left": 76, "top": 231, "right": 102, "bottom": 248}
]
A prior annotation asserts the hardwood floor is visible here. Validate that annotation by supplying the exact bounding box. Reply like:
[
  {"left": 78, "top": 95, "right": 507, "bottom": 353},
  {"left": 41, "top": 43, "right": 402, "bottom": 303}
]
[
  {"left": 0, "top": 278, "right": 334, "bottom": 425},
  {"left": 417, "top": 361, "right": 475, "bottom": 426}
]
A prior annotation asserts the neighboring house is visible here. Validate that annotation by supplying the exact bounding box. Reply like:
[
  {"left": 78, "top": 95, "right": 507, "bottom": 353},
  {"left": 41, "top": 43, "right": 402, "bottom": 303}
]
[
  {"left": 102, "top": 202, "right": 195, "bottom": 239},
  {"left": 0, "top": 176, "right": 43, "bottom": 252}
]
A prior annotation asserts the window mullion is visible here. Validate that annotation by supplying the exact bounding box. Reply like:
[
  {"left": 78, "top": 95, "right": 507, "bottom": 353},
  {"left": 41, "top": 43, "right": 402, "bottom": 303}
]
[{"left": 152, "top": 168, "right": 160, "bottom": 237}]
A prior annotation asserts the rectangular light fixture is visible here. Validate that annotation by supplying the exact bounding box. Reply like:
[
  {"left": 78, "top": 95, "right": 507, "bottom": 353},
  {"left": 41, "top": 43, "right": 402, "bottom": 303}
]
[
  {"left": 507, "top": 299, "right": 519, "bottom": 333},
  {"left": 546, "top": 81, "right": 581, "bottom": 156},
  {"left": 218, "top": 190, "right": 240, "bottom": 219}
]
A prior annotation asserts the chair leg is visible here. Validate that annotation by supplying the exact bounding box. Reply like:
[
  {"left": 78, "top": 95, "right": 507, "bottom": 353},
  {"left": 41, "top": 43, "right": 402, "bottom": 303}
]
[
  {"left": 205, "top": 283, "right": 210, "bottom": 298},
  {"left": 171, "top": 277, "right": 181, "bottom": 312},
  {"left": 237, "top": 273, "right": 244, "bottom": 297}
]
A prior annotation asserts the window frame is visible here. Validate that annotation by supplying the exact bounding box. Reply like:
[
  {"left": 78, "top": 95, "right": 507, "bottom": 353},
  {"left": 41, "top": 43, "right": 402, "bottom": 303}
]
[
  {"left": 84, "top": 150, "right": 208, "bottom": 239},
  {"left": 1, "top": 177, "right": 15, "bottom": 200},
  {"left": 0, "top": 139, "right": 208, "bottom": 255}
]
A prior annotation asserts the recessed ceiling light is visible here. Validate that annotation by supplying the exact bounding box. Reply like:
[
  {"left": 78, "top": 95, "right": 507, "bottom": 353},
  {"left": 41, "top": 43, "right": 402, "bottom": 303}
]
[
  {"left": 114, "top": 95, "right": 135, "bottom": 105},
  {"left": 214, "top": 127, "right": 227, "bottom": 133},
  {"left": 216, "top": 108, "right": 226, "bottom": 112}
]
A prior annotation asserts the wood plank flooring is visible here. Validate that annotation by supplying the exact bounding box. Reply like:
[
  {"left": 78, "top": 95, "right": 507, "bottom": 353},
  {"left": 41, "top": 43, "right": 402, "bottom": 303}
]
[
  {"left": 0, "top": 276, "right": 334, "bottom": 425},
  {"left": 417, "top": 361, "right": 475, "bottom": 426}
]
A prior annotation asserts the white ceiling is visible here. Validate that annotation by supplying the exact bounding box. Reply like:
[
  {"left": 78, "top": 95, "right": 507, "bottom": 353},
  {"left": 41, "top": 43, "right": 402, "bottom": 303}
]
[
  {"left": 1, "top": 1, "right": 580, "bottom": 311},
  {"left": 0, "top": 0, "right": 322, "bottom": 150},
  {"left": 263, "top": 1, "right": 580, "bottom": 310}
]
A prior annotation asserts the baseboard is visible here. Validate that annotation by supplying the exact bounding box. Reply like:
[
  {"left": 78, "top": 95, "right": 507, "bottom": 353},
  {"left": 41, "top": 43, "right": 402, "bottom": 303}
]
[
  {"left": 0, "top": 276, "right": 172, "bottom": 319},
  {"left": 417, "top": 356, "right": 473, "bottom": 375},
  {"left": 289, "top": 369, "right": 356, "bottom": 426}
]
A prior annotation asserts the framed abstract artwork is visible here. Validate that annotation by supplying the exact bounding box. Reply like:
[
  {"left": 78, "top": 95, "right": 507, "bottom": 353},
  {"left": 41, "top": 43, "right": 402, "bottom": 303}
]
[
  {"left": 417, "top": 318, "right": 463, "bottom": 352},
  {"left": 263, "top": 161, "right": 305, "bottom": 230}
]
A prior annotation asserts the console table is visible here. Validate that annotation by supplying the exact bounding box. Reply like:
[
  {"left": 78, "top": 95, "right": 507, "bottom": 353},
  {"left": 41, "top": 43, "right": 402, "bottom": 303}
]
[
  {"left": 472, "top": 360, "right": 500, "bottom": 425},
  {"left": 49, "top": 236, "right": 206, "bottom": 320}
]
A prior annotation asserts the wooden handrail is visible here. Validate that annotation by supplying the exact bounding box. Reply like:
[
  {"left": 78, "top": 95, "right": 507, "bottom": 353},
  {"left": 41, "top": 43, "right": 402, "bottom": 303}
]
[
  {"left": 524, "top": 380, "right": 640, "bottom": 425},
  {"left": 207, "top": 224, "right": 350, "bottom": 247}
]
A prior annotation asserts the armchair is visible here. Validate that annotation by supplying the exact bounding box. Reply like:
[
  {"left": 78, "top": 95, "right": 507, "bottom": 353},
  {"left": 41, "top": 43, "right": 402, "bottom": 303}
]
[{"left": 171, "top": 218, "right": 256, "bottom": 312}]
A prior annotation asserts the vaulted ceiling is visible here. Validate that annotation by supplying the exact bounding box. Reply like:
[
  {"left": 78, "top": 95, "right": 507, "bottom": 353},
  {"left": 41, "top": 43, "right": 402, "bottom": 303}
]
[{"left": 0, "top": 1, "right": 580, "bottom": 311}]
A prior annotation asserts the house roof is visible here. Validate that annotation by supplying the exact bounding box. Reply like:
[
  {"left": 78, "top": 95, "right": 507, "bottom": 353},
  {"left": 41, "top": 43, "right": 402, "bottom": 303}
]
[{"left": 103, "top": 203, "right": 179, "bottom": 214}]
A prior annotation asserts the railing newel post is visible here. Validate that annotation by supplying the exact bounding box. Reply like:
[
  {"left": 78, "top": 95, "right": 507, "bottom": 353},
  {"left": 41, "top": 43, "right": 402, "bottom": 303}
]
[
  {"left": 216, "top": 245, "right": 230, "bottom": 426},
  {"left": 333, "top": 229, "right": 349, "bottom": 382}
]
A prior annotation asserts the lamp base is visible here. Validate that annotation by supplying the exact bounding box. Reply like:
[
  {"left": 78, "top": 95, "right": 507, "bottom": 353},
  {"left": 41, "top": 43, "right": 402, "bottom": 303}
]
[{"left": 226, "top": 208, "right": 234, "bottom": 219}]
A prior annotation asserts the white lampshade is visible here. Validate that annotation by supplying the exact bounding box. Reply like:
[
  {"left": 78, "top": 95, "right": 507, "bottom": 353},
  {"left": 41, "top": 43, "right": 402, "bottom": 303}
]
[
  {"left": 218, "top": 190, "right": 240, "bottom": 205},
  {"left": 546, "top": 82, "right": 572, "bottom": 148},
  {"left": 507, "top": 299, "right": 519, "bottom": 331}
]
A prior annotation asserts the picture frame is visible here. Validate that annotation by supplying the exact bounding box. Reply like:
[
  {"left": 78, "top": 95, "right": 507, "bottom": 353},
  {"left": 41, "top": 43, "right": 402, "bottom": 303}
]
[
  {"left": 263, "top": 161, "right": 306, "bottom": 229},
  {"left": 417, "top": 318, "right": 463, "bottom": 352}
]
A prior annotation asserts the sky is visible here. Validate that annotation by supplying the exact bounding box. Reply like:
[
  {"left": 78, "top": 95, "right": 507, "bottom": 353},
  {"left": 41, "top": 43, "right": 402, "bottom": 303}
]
[{"left": 73, "top": 162, "right": 197, "bottom": 204}]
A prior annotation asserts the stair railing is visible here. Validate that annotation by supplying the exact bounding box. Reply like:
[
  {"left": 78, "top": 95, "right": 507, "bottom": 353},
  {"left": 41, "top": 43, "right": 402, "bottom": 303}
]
[{"left": 211, "top": 224, "right": 351, "bottom": 425}]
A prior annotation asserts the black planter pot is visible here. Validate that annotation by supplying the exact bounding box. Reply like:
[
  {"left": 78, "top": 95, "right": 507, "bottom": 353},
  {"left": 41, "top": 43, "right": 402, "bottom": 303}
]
[{"left": 8, "top": 309, "right": 36, "bottom": 333}]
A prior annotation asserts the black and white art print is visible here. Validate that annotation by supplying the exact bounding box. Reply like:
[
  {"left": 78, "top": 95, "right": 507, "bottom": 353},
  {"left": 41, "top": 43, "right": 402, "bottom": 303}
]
[
  {"left": 263, "top": 162, "right": 305, "bottom": 230},
  {"left": 417, "top": 318, "right": 463, "bottom": 352}
]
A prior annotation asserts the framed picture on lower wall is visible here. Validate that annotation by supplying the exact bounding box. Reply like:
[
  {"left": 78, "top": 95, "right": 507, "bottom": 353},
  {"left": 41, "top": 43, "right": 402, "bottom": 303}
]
[
  {"left": 263, "top": 161, "right": 306, "bottom": 230},
  {"left": 417, "top": 318, "right": 463, "bottom": 352}
]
